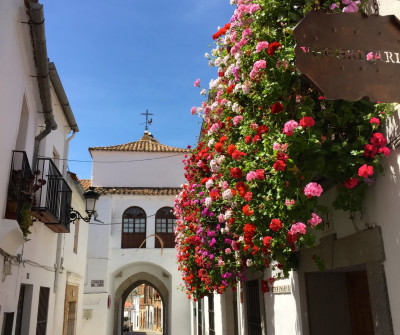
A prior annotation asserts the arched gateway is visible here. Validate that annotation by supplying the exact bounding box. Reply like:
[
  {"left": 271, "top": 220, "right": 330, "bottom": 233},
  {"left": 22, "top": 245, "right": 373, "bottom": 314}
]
[{"left": 114, "top": 271, "right": 169, "bottom": 334}]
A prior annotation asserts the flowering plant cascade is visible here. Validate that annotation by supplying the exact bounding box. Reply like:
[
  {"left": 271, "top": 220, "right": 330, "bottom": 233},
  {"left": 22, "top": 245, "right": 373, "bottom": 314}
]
[{"left": 175, "top": 0, "right": 393, "bottom": 299}]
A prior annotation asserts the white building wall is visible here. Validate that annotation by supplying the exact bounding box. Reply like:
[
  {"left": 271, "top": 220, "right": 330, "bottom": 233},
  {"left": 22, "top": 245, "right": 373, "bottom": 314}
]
[
  {"left": 82, "top": 197, "right": 112, "bottom": 335},
  {"left": 0, "top": 2, "right": 87, "bottom": 334},
  {"left": 91, "top": 151, "right": 187, "bottom": 188},
  {"left": 83, "top": 190, "right": 191, "bottom": 335}
]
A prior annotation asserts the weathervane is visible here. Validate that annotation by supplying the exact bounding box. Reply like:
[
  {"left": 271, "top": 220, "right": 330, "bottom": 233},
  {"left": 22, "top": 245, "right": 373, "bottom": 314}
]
[{"left": 141, "top": 109, "right": 154, "bottom": 131}]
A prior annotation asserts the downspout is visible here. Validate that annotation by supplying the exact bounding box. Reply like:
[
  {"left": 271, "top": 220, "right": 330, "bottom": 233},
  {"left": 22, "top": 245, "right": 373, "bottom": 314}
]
[
  {"left": 29, "top": 2, "right": 57, "bottom": 169},
  {"left": 63, "top": 130, "right": 76, "bottom": 177}
]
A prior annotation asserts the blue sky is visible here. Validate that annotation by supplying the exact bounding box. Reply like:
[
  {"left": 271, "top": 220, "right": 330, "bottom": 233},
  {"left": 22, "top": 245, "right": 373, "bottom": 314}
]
[{"left": 42, "top": 0, "right": 234, "bottom": 179}]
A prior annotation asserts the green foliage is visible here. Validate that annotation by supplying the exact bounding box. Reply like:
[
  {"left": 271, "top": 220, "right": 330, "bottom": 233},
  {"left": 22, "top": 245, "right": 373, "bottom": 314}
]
[{"left": 174, "top": 0, "right": 392, "bottom": 299}]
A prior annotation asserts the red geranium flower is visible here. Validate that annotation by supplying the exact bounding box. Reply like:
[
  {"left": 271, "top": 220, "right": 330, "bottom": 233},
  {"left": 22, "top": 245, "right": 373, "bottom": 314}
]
[
  {"left": 227, "top": 144, "right": 236, "bottom": 156},
  {"left": 245, "top": 135, "right": 252, "bottom": 144},
  {"left": 220, "top": 136, "right": 227, "bottom": 143},
  {"left": 261, "top": 280, "right": 269, "bottom": 293},
  {"left": 255, "top": 169, "right": 265, "bottom": 180},
  {"left": 227, "top": 84, "right": 235, "bottom": 94},
  {"left": 378, "top": 146, "right": 390, "bottom": 157},
  {"left": 232, "top": 150, "right": 246, "bottom": 160},
  {"left": 257, "top": 125, "right": 269, "bottom": 135},
  {"left": 268, "top": 41, "right": 282, "bottom": 56},
  {"left": 370, "top": 132, "right": 387, "bottom": 147},
  {"left": 230, "top": 167, "right": 243, "bottom": 179},
  {"left": 235, "top": 181, "right": 247, "bottom": 197},
  {"left": 277, "top": 152, "right": 289, "bottom": 162},
  {"left": 263, "top": 236, "right": 273, "bottom": 247},
  {"left": 364, "top": 144, "right": 377, "bottom": 158},
  {"left": 269, "top": 219, "right": 282, "bottom": 232},
  {"left": 270, "top": 102, "right": 284, "bottom": 114},
  {"left": 215, "top": 142, "right": 223, "bottom": 153},
  {"left": 358, "top": 164, "right": 374, "bottom": 178},
  {"left": 273, "top": 160, "right": 286, "bottom": 171},
  {"left": 299, "top": 116, "right": 315, "bottom": 128},
  {"left": 243, "top": 204, "right": 254, "bottom": 216},
  {"left": 286, "top": 231, "right": 297, "bottom": 243},
  {"left": 244, "top": 192, "right": 253, "bottom": 202},
  {"left": 344, "top": 178, "right": 358, "bottom": 189}
]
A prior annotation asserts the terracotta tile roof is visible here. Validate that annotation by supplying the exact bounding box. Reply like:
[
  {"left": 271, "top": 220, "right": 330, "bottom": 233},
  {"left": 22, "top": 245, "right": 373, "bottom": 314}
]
[
  {"left": 78, "top": 179, "right": 181, "bottom": 195},
  {"left": 89, "top": 131, "right": 190, "bottom": 154},
  {"left": 93, "top": 187, "right": 182, "bottom": 196},
  {"left": 79, "top": 179, "right": 92, "bottom": 191}
]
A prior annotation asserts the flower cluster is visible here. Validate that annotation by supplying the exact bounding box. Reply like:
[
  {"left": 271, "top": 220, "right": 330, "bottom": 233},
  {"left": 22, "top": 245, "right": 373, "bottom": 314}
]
[{"left": 175, "top": 0, "right": 392, "bottom": 300}]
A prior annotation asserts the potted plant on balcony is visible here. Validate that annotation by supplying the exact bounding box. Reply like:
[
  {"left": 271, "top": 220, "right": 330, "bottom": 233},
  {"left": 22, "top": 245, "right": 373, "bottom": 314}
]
[
  {"left": 19, "top": 201, "right": 33, "bottom": 238},
  {"left": 5, "top": 170, "right": 23, "bottom": 219},
  {"left": 5, "top": 169, "right": 45, "bottom": 236}
]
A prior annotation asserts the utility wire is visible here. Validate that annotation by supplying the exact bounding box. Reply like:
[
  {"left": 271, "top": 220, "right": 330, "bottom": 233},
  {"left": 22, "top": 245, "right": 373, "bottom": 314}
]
[
  {"left": 88, "top": 212, "right": 159, "bottom": 226},
  {"left": 0, "top": 247, "right": 55, "bottom": 273},
  {"left": 40, "top": 152, "right": 188, "bottom": 164}
]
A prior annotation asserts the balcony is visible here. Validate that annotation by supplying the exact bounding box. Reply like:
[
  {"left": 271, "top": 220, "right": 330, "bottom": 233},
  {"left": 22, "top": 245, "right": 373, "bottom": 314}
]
[{"left": 30, "top": 157, "right": 72, "bottom": 233}]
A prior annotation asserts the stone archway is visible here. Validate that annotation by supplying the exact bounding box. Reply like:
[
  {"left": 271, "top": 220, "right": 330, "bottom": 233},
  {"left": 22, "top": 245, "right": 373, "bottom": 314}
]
[{"left": 113, "top": 272, "right": 169, "bottom": 335}]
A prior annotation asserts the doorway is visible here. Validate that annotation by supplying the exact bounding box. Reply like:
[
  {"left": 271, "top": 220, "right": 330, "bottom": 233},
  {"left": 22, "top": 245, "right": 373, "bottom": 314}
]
[{"left": 306, "top": 270, "right": 374, "bottom": 334}]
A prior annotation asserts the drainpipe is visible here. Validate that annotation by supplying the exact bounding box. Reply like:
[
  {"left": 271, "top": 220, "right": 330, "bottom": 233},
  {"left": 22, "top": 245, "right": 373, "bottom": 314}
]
[
  {"left": 63, "top": 130, "right": 76, "bottom": 177},
  {"left": 29, "top": 2, "right": 57, "bottom": 169}
]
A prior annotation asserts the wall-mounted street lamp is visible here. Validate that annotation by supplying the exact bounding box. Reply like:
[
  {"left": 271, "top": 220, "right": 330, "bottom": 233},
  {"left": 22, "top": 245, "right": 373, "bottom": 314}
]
[{"left": 69, "top": 187, "right": 100, "bottom": 224}]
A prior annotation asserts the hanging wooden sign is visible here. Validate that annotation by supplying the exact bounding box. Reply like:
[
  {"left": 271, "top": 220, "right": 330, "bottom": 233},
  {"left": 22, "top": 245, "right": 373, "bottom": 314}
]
[{"left": 294, "top": 11, "right": 400, "bottom": 102}]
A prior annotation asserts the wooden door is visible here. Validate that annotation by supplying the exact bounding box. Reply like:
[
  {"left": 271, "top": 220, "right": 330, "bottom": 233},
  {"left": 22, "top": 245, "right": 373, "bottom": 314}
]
[{"left": 347, "top": 271, "right": 374, "bottom": 335}]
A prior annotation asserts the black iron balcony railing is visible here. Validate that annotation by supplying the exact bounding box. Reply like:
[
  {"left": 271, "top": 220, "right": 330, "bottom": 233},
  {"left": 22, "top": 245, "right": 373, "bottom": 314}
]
[
  {"left": 5, "top": 151, "right": 34, "bottom": 223},
  {"left": 31, "top": 157, "right": 72, "bottom": 233}
]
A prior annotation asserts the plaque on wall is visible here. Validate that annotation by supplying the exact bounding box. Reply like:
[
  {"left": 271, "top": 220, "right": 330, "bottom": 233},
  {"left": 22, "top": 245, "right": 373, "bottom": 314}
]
[
  {"left": 83, "top": 309, "right": 93, "bottom": 320},
  {"left": 272, "top": 284, "right": 291, "bottom": 295},
  {"left": 294, "top": 11, "right": 400, "bottom": 102},
  {"left": 91, "top": 280, "right": 104, "bottom": 287}
]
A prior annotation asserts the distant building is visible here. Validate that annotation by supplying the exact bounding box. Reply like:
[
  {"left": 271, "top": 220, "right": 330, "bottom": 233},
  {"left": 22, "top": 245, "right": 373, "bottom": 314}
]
[{"left": 81, "top": 131, "right": 191, "bottom": 335}]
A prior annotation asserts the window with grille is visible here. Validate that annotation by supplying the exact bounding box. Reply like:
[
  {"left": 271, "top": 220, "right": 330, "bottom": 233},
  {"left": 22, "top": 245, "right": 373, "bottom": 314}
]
[
  {"left": 197, "top": 299, "right": 204, "bottom": 335},
  {"left": 121, "top": 207, "right": 146, "bottom": 248},
  {"left": 36, "top": 287, "right": 50, "bottom": 335},
  {"left": 208, "top": 295, "right": 215, "bottom": 335},
  {"left": 155, "top": 207, "right": 176, "bottom": 248}
]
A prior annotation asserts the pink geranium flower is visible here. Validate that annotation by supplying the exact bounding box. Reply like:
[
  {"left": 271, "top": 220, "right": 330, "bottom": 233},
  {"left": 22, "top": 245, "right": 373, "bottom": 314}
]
[
  {"left": 303, "top": 182, "right": 323, "bottom": 198},
  {"left": 256, "top": 41, "right": 269, "bottom": 52},
  {"left": 283, "top": 120, "right": 298, "bottom": 136},
  {"left": 358, "top": 164, "right": 374, "bottom": 178}
]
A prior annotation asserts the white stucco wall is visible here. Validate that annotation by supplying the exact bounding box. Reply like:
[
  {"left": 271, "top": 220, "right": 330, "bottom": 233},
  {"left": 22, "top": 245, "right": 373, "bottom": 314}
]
[
  {"left": 0, "top": 2, "right": 85, "bottom": 334},
  {"left": 91, "top": 151, "right": 187, "bottom": 188},
  {"left": 83, "top": 193, "right": 191, "bottom": 335}
]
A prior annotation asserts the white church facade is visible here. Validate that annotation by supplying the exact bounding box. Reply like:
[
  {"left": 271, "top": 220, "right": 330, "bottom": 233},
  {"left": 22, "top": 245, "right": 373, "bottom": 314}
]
[{"left": 80, "top": 131, "right": 191, "bottom": 335}]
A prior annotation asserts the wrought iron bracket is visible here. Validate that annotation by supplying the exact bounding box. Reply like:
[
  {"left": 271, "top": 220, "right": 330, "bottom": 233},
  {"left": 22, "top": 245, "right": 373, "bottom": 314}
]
[{"left": 68, "top": 208, "right": 91, "bottom": 224}]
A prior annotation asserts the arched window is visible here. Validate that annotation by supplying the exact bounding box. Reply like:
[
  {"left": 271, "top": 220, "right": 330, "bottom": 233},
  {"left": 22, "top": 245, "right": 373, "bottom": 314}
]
[
  {"left": 155, "top": 207, "right": 176, "bottom": 248},
  {"left": 122, "top": 207, "right": 146, "bottom": 248}
]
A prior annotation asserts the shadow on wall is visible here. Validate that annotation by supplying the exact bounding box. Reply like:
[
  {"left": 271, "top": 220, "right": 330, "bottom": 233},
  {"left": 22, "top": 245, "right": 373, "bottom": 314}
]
[{"left": 367, "top": 107, "right": 400, "bottom": 242}]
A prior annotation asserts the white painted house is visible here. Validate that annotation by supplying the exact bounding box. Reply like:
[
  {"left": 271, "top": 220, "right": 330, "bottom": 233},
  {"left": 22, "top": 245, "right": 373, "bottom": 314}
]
[
  {"left": 0, "top": 1, "right": 90, "bottom": 334},
  {"left": 81, "top": 130, "right": 191, "bottom": 335},
  {"left": 191, "top": 2, "right": 400, "bottom": 335}
]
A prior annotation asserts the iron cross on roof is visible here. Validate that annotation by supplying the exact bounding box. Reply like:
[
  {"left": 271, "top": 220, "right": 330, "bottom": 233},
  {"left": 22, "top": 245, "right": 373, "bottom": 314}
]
[{"left": 141, "top": 109, "right": 154, "bottom": 131}]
